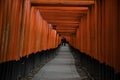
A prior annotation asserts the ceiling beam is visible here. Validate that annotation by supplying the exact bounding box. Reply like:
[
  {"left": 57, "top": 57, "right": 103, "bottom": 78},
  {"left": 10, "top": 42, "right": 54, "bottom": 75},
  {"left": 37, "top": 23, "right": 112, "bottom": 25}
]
[
  {"left": 56, "top": 27, "right": 77, "bottom": 29},
  {"left": 57, "top": 29, "right": 76, "bottom": 32},
  {"left": 51, "top": 24, "right": 79, "bottom": 28},
  {"left": 58, "top": 32, "right": 76, "bottom": 35},
  {"left": 36, "top": 6, "right": 88, "bottom": 10},
  {"left": 57, "top": 28, "right": 76, "bottom": 30},
  {"left": 41, "top": 13, "right": 84, "bottom": 17},
  {"left": 47, "top": 20, "right": 79, "bottom": 25},
  {"left": 53, "top": 23, "right": 79, "bottom": 26},
  {"left": 31, "top": 0, "right": 95, "bottom": 7},
  {"left": 38, "top": 9, "right": 88, "bottom": 14},
  {"left": 41, "top": 16, "right": 82, "bottom": 21},
  {"left": 47, "top": 19, "right": 79, "bottom": 23}
]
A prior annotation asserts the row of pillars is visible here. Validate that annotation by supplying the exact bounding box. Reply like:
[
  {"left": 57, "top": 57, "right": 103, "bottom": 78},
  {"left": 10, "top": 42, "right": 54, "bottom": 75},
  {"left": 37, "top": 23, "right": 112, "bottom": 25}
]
[
  {"left": 0, "top": 0, "right": 120, "bottom": 74},
  {"left": 0, "top": 0, "right": 59, "bottom": 63},
  {"left": 70, "top": 0, "right": 120, "bottom": 73}
]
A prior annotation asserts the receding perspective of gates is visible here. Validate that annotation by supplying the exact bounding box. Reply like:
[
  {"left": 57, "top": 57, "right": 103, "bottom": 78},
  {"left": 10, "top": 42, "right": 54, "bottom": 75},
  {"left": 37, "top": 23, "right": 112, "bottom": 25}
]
[{"left": 0, "top": 0, "right": 120, "bottom": 80}]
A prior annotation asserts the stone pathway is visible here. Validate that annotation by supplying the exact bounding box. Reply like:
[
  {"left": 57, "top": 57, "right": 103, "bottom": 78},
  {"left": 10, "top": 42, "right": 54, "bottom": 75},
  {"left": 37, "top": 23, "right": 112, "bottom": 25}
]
[{"left": 32, "top": 45, "right": 88, "bottom": 80}]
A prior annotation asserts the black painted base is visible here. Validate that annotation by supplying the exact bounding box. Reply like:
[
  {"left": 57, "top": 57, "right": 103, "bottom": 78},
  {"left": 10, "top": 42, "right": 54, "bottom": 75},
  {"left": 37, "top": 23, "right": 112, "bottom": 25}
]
[
  {"left": 0, "top": 48, "right": 58, "bottom": 80},
  {"left": 70, "top": 46, "right": 120, "bottom": 80}
]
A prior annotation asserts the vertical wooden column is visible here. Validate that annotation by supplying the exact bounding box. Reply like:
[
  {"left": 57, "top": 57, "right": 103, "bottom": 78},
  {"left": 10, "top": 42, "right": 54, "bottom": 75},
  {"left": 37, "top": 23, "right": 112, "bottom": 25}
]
[
  {"left": 78, "top": 15, "right": 88, "bottom": 53},
  {"left": 89, "top": 5, "right": 95, "bottom": 58},
  {"left": 75, "top": 28, "right": 80, "bottom": 49},
  {"left": 35, "top": 10, "right": 43, "bottom": 52},
  {"left": 20, "top": 0, "right": 31, "bottom": 57},
  {"left": 0, "top": 0, "right": 2, "bottom": 61},
  {"left": 0, "top": 0, "right": 8, "bottom": 62},
  {"left": 94, "top": 2, "right": 99, "bottom": 60},
  {"left": 47, "top": 25, "right": 52, "bottom": 49},
  {"left": 101, "top": 0, "right": 105, "bottom": 63},
  {"left": 114, "top": 0, "right": 120, "bottom": 73},
  {"left": 95, "top": 0, "right": 102, "bottom": 62},
  {"left": 51, "top": 30, "right": 57, "bottom": 48},
  {"left": 117, "top": 0, "right": 120, "bottom": 73},
  {"left": 29, "top": 7, "right": 36, "bottom": 53},
  {"left": 55, "top": 34, "right": 59, "bottom": 47},
  {"left": 41, "top": 20, "right": 46, "bottom": 50},
  {"left": 43, "top": 20, "right": 48, "bottom": 50},
  {"left": 86, "top": 10, "right": 90, "bottom": 55},
  {"left": 83, "top": 16, "right": 88, "bottom": 54}
]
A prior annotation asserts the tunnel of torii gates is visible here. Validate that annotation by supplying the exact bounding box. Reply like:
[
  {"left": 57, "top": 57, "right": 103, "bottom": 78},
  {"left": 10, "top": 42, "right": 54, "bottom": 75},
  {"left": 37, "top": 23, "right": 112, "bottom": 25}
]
[{"left": 0, "top": 0, "right": 120, "bottom": 74}]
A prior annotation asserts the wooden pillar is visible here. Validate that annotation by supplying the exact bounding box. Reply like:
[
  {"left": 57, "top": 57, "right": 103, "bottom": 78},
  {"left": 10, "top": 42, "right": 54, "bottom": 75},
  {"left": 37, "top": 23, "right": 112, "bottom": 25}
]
[
  {"left": 0, "top": 0, "right": 8, "bottom": 62},
  {"left": 20, "top": 0, "right": 31, "bottom": 57},
  {"left": 95, "top": 0, "right": 102, "bottom": 62},
  {"left": 116, "top": 0, "right": 120, "bottom": 73}
]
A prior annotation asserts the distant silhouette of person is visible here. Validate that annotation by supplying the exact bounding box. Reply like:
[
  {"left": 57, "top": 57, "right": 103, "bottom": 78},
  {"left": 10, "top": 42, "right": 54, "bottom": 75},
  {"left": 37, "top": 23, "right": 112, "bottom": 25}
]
[{"left": 61, "top": 38, "right": 66, "bottom": 46}]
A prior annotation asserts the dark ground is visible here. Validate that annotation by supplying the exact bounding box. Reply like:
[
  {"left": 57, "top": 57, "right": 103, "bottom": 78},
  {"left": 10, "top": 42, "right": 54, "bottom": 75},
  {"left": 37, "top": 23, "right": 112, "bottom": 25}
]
[{"left": 70, "top": 46, "right": 120, "bottom": 80}]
